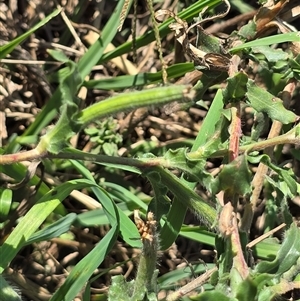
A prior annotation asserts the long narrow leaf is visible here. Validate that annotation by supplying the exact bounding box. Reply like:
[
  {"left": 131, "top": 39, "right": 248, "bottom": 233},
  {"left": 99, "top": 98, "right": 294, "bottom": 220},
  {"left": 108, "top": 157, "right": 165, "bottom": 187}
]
[
  {"left": 50, "top": 187, "right": 120, "bottom": 301},
  {"left": 0, "top": 9, "right": 61, "bottom": 59},
  {"left": 0, "top": 179, "right": 98, "bottom": 273},
  {"left": 160, "top": 90, "right": 224, "bottom": 250}
]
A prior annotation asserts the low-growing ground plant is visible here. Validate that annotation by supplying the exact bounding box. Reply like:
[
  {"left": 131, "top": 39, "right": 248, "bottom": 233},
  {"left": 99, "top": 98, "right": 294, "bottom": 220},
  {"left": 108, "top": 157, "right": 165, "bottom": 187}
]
[{"left": 0, "top": 0, "right": 300, "bottom": 300}]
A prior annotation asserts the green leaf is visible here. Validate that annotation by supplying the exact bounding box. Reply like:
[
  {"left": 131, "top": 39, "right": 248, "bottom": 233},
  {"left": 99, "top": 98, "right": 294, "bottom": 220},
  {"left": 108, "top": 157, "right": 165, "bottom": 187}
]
[
  {"left": 103, "top": 182, "right": 147, "bottom": 211},
  {"left": 261, "top": 156, "right": 298, "bottom": 196},
  {"left": 257, "top": 287, "right": 277, "bottom": 301},
  {"left": 211, "top": 155, "right": 252, "bottom": 196},
  {"left": 148, "top": 195, "right": 171, "bottom": 225},
  {"left": 108, "top": 275, "right": 132, "bottom": 301},
  {"left": 146, "top": 167, "right": 217, "bottom": 227},
  {"left": 252, "top": 46, "right": 289, "bottom": 62},
  {"left": 25, "top": 213, "right": 77, "bottom": 245},
  {"left": 83, "top": 63, "right": 194, "bottom": 90},
  {"left": 235, "top": 277, "right": 257, "bottom": 301},
  {"left": 237, "top": 20, "right": 257, "bottom": 40},
  {"left": 255, "top": 223, "right": 300, "bottom": 275},
  {"left": 50, "top": 186, "right": 119, "bottom": 301},
  {"left": 159, "top": 89, "right": 224, "bottom": 250},
  {"left": 196, "top": 28, "right": 226, "bottom": 54},
  {"left": 230, "top": 32, "right": 300, "bottom": 51},
  {"left": 76, "top": 85, "right": 194, "bottom": 127},
  {"left": 47, "top": 49, "right": 70, "bottom": 63},
  {"left": 163, "top": 148, "right": 212, "bottom": 184},
  {"left": 180, "top": 226, "right": 215, "bottom": 247},
  {"left": 0, "top": 179, "right": 99, "bottom": 273},
  {"left": 246, "top": 80, "right": 298, "bottom": 124},
  {"left": 223, "top": 71, "right": 248, "bottom": 103},
  {"left": 248, "top": 154, "right": 299, "bottom": 197},
  {"left": 0, "top": 188, "right": 13, "bottom": 222},
  {"left": 70, "top": 160, "right": 142, "bottom": 248},
  {"left": 37, "top": 102, "right": 79, "bottom": 154},
  {"left": 0, "top": 9, "right": 61, "bottom": 59},
  {"left": 36, "top": 58, "right": 83, "bottom": 154}
]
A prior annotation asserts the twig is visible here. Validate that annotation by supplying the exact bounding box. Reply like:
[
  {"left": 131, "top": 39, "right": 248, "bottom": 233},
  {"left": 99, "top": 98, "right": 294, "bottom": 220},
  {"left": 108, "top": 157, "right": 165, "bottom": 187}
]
[{"left": 166, "top": 266, "right": 218, "bottom": 301}]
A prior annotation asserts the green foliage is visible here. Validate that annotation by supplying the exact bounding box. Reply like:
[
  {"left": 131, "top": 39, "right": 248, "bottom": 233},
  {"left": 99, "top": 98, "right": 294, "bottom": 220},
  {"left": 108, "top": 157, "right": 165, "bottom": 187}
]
[
  {"left": 0, "top": 188, "right": 13, "bottom": 223},
  {"left": 246, "top": 80, "right": 298, "bottom": 124},
  {"left": 0, "top": 0, "right": 300, "bottom": 300},
  {"left": 84, "top": 118, "right": 123, "bottom": 156}
]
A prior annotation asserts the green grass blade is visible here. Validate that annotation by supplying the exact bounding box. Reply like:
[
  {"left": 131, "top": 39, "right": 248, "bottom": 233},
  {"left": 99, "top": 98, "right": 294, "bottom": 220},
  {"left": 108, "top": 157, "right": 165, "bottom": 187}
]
[
  {"left": 230, "top": 32, "right": 300, "bottom": 51},
  {"left": 0, "top": 9, "right": 61, "bottom": 59},
  {"left": 100, "top": 0, "right": 222, "bottom": 63},
  {"left": 103, "top": 182, "right": 148, "bottom": 211},
  {"left": 22, "top": 0, "right": 129, "bottom": 139},
  {"left": 191, "top": 89, "right": 225, "bottom": 150},
  {"left": 77, "top": 0, "right": 133, "bottom": 77},
  {"left": 180, "top": 226, "right": 216, "bottom": 247},
  {"left": 50, "top": 186, "right": 120, "bottom": 301},
  {"left": 83, "top": 63, "right": 194, "bottom": 90},
  {"left": 0, "top": 179, "right": 98, "bottom": 273},
  {"left": 70, "top": 160, "right": 142, "bottom": 248},
  {"left": 25, "top": 213, "right": 77, "bottom": 245},
  {"left": 0, "top": 162, "right": 67, "bottom": 215}
]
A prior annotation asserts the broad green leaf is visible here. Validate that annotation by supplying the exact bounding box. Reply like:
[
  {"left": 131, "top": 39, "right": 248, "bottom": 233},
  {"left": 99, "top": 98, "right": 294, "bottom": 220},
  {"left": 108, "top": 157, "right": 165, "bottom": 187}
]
[
  {"left": 163, "top": 148, "right": 212, "bottom": 184},
  {"left": 252, "top": 46, "right": 289, "bottom": 62},
  {"left": 255, "top": 223, "right": 300, "bottom": 275},
  {"left": 261, "top": 156, "right": 298, "bottom": 196},
  {"left": 223, "top": 71, "right": 248, "bottom": 103},
  {"left": 235, "top": 277, "right": 257, "bottom": 301},
  {"left": 211, "top": 155, "right": 252, "bottom": 196},
  {"left": 196, "top": 28, "right": 226, "bottom": 54},
  {"left": 148, "top": 195, "right": 171, "bottom": 225},
  {"left": 0, "top": 9, "right": 61, "bottom": 59},
  {"left": 251, "top": 273, "right": 274, "bottom": 292},
  {"left": 248, "top": 154, "right": 299, "bottom": 197},
  {"left": 38, "top": 102, "right": 79, "bottom": 154},
  {"left": 47, "top": 49, "right": 70, "bottom": 63},
  {"left": 246, "top": 80, "right": 298, "bottom": 124},
  {"left": 76, "top": 85, "right": 194, "bottom": 127},
  {"left": 146, "top": 167, "right": 217, "bottom": 227},
  {"left": 257, "top": 288, "right": 277, "bottom": 301},
  {"left": 108, "top": 275, "right": 132, "bottom": 301},
  {"left": 237, "top": 20, "right": 257, "bottom": 40}
]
